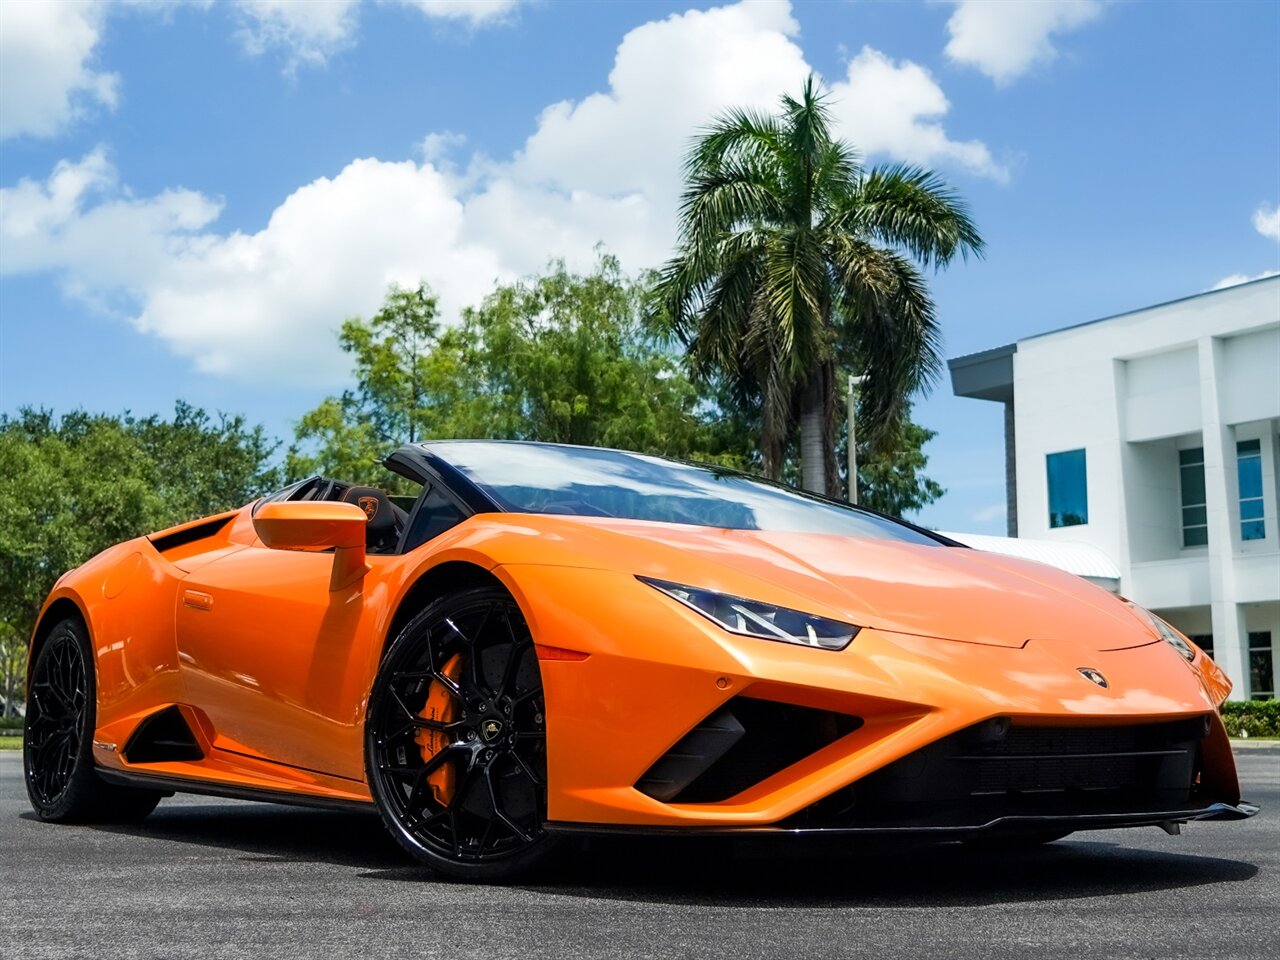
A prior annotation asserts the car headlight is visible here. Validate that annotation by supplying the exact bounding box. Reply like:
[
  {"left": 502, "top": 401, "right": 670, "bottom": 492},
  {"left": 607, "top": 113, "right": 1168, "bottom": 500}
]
[
  {"left": 1125, "top": 601, "right": 1196, "bottom": 662},
  {"left": 639, "top": 576, "right": 860, "bottom": 651}
]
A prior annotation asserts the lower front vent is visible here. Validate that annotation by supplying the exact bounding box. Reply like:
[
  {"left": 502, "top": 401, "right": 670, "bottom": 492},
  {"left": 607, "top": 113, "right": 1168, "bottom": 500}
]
[
  {"left": 637, "top": 698, "right": 863, "bottom": 804},
  {"left": 122, "top": 706, "right": 204, "bottom": 764},
  {"left": 789, "top": 715, "right": 1211, "bottom": 829}
]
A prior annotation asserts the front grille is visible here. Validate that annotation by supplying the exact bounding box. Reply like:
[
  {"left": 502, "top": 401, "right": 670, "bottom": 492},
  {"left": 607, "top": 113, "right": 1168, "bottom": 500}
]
[{"left": 791, "top": 716, "right": 1210, "bottom": 829}]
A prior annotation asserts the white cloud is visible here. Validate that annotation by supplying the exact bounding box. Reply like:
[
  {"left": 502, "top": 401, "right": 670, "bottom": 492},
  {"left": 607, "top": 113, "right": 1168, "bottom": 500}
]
[
  {"left": 232, "top": 0, "right": 521, "bottom": 71},
  {"left": 232, "top": 0, "right": 362, "bottom": 71},
  {"left": 827, "top": 47, "right": 1006, "bottom": 180},
  {"left": 0, "top": 149, "right": 222, "bottom": 299},
  {"left": 1, "top": 1, "right": 1003, "bottom": 385},
  {"left": 1255, "top": 203, "right": 1280, "bottom": 242},
  {"left": 1, "top": 150, "right": 502, "bottom": 381},
  {"left": 1210, "top": 270, "right": 1279, "bottom": 291},
  {"left": 0, "top": 0, "right": 118, "bottom": 140},
  {"left": 395, "top": 0, "right": 520, "bottom": 26},
  {"left": 944, "top": 0, "right": 1103, "bottom": 85},
  {"left": 511, "top": 0, "right": 808, "bottom": 201}
]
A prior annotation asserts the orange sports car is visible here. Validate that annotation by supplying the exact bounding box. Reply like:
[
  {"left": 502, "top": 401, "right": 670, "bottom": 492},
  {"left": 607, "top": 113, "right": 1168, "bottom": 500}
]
[{"left": 25, "top": 441, "right": 1256, "bottom": 880}]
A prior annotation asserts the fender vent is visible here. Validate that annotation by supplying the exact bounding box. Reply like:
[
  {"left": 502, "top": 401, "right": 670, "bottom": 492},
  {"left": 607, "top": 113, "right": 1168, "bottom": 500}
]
[
  {"left": 637, "top": 698, "right": 863, "bottom": 804},
  {"left": 149, "top": 516, "right": 233, "bottom": 554},
  {"left": 122, "top": 706, "right": 204, "bottom": 764}
]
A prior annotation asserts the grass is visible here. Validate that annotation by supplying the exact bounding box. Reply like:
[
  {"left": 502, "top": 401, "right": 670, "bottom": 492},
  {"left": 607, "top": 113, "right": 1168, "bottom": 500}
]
[{"left": 0, "top": 737, "right": 22, "bottom": 750}]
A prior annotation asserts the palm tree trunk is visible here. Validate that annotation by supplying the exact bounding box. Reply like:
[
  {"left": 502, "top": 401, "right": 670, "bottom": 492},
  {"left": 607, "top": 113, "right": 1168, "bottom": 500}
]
[
  {"left": 798, "top": 370, "right": 825, "bottom": 494},
  {"left": 821, "top": 360, "right": 842, "bottom": 498}
]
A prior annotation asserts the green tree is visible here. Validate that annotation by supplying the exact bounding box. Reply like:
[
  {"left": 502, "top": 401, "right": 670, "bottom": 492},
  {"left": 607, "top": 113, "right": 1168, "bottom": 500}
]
[
  {"left": 651, "top": 76, "right": 982, "bottom": 495},
  {"left": 444, "top": 255, "right": 705, "bottom": 454},
  {"left": 289, "top": 284, "right": 447, "bottom": 485},
  {"left": 0, "top": 406, "right": 279, "bottom": 715},
  {"left": 704, "top": 378, "right": 944, "bottom": 517},
  {"left": 292, "top": 257, "right": 946, "bottom": 519},
  {"left": 290, "top": 257, "right": 708, "bottom": 474}
]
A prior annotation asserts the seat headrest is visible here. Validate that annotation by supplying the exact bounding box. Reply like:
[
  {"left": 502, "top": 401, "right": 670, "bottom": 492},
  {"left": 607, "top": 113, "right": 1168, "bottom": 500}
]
[{"left": 342, "top": 486, "right": 395, "bottom": 536}]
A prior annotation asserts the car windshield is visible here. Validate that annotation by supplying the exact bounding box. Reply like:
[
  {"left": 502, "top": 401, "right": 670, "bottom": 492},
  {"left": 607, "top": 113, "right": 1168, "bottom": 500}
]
[{"left": 430, "top": 442, "right": 941, "bottom": 544}]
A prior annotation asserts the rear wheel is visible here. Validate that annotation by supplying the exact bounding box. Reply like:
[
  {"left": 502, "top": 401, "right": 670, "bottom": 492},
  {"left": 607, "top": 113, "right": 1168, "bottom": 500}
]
[
  {"left": 24, "top": 617, "right": 163, "bottom": 823},
  {"left": 366, "top": 586, "right": 557, "bottom": 881}
]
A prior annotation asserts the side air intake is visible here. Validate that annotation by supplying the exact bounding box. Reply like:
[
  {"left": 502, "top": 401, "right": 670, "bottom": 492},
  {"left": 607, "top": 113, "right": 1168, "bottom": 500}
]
[
  {"left": 122, "top": 706, "right": 204, "bottom": 764},
  {"left": 637, "top": 698, "right": 863, "bottom": 804},
  {"left": 149, "top": 515, "right": 233, "bottom": 554}
]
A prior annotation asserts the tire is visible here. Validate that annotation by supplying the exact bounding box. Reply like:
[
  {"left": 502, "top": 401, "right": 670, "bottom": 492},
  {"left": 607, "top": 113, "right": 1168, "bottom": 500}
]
[
  {"left": 24, "top": 617, "right": 164, "bottom": 824},
  {"left": 365, "top": 586, "right": 559, "bottom": 882}
]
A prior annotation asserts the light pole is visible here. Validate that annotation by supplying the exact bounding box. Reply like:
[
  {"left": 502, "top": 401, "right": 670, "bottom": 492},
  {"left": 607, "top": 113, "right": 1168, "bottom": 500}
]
[{"left": 847, "top": 374, "right": 867, "bottom": 504}]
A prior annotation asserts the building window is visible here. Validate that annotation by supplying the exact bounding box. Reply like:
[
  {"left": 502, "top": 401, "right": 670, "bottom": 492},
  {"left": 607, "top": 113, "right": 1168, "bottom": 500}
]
[
  {"left": 1249, "top": 631, "right": 1274, "bottom": 700},
  {"left": 1046, "top": 449, "right": 1088, "bottom": 528},
  {"left": 1237, "top": 439, "right": 1265, "bottom": 541},
  {"left": 1189, "top": 633, "right": 1214, "bottom": 659},
  {"left": 1179, "top": 447, "right": 1208, "bottom": 547}
]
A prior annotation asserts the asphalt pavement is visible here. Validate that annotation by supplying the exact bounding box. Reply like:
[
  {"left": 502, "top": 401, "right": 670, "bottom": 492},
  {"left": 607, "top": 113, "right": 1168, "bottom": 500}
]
[{"left": 4, "top": 746, "right": 1278, "bottom": 960}]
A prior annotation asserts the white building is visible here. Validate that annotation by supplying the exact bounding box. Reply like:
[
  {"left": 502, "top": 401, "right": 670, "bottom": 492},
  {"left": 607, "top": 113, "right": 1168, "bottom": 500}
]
[{"left": 949, "top": 275, "right": 1280, "bottom": 700}]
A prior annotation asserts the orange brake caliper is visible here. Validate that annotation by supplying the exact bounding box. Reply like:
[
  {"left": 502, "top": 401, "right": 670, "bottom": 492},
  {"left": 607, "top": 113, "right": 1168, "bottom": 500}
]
[{"left": 415, "top": 653, "right": 464, "bottom": 807}]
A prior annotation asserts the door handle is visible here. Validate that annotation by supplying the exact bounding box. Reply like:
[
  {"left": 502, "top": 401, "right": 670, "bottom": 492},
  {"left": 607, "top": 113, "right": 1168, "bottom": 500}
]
[{"left": 182, "top": 589, "right": 214, "bottom": 612}]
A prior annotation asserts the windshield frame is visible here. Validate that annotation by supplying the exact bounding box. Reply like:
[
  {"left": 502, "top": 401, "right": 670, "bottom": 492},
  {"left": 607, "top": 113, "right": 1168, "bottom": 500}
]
[{"left": 409, "top": 440, "right": 961, "bottom": 547}]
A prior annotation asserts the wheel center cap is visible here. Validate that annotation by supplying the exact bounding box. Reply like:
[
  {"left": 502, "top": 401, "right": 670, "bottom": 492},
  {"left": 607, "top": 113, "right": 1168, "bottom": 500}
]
[{"left": 480, "top": 718, "right": 504, "bottom": 742}]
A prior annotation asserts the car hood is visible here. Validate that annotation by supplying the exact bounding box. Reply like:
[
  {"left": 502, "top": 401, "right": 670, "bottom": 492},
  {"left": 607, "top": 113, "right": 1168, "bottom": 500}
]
[{"left": 522, "top": 518, "right": 1156, "bottom": 652}]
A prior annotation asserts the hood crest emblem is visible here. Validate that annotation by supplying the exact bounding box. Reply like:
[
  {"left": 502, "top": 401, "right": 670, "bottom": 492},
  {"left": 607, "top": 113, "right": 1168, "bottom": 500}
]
[{"left": 1077, "top": 667, "right": 1109, "bottom": 689}]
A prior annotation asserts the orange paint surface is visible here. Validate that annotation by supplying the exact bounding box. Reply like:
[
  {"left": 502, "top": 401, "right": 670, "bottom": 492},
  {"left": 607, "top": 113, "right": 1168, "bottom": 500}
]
[{"left": 30, "top": 502, "right": 1241, "bottom": 822}]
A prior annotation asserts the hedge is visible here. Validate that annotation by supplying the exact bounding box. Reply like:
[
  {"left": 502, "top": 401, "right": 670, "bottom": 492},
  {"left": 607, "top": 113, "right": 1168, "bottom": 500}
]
[{"left": 1221, "top": 699, "right": 1280, "bottom": 738}]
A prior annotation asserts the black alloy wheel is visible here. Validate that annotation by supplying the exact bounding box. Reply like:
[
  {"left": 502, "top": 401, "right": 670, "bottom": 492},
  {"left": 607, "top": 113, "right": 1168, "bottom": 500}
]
[
  {"left": 24, "top": 625, "right": 89, "bottom": 809},
  {"left": 366, "top": 586, "right": 557, "bottom": 881},
  {"left": 24, "top": 617, "right": 162, "bottom": 823}
]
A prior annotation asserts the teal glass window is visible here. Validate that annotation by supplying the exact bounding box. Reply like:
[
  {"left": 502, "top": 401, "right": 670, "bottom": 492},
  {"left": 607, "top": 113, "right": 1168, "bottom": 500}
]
[
  {"left": 1047, "top": 449, "right": 1088, "bottom": 528},
  {"left": 1179, "top": 447, "right": 1207, "bottom": 547},
  {"left": 1237, "top": 439, "right": 1265, "bottom": 541}
]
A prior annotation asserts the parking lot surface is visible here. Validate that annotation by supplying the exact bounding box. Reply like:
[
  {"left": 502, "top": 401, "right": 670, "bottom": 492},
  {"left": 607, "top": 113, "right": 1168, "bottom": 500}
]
[{"left": 4, "top": 746, "right": 1278, "bottom": 959}]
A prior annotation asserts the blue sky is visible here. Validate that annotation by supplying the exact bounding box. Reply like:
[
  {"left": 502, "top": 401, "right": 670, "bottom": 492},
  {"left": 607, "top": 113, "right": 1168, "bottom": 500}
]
[{"left": 2, "top": 0, "right": 1277, "bottom": 534}]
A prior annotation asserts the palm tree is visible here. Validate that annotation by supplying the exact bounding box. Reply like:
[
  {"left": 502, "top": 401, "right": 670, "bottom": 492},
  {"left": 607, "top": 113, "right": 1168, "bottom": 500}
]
[{"left": 651, "top": 76, "right": 982, "bottom": 495}]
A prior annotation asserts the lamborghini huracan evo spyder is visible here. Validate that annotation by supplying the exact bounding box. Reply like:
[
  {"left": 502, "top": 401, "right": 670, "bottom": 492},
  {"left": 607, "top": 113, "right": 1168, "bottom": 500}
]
[{"left": 24, "top": 441, "right": 1257, "bottom": 880}]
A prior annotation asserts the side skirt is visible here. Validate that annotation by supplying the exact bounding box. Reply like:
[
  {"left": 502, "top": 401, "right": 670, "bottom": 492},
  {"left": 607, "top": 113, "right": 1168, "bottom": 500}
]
[{"left": 98, "top": 766, "right": 377, "bottom": 814}]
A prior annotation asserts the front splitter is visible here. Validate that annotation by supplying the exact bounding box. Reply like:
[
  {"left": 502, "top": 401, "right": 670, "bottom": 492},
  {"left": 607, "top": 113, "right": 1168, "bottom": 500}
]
[{"left": 543, "top": 801, "right": 1259, "bottom": 838}]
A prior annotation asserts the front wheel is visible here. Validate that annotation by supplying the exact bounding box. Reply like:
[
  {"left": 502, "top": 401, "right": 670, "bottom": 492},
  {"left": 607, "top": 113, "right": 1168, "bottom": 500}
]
[
  {"left": 24, "top": 617, "right": 163, "bottom": 823},
  {"left": 365, "top": 586, "right": 558, "bottom": 881}
]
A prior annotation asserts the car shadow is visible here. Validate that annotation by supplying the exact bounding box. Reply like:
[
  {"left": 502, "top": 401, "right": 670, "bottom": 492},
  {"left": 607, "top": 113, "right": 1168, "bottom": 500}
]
[
  {"left": 61, "top": 802, "right": 406, "bottom": 870},
  {"left": 63, "top": 802, "right": 1259, "bottom": 905},
  {"left": 497, "top": 833, "right": 1260, "bottom": 907}
]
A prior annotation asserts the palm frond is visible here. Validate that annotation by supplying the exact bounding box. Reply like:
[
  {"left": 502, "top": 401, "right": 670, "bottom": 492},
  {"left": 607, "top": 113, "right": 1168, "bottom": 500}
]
[
  {"left": 828, "top": 237, "right": 942, "bottom": 447},
  {"left": 828, "top": 163, "right": 984, "bottom": 268},
  {"left": 678, "top": 158, "right": 787, "bottom": 247},
  {"left": 688, "top": 108, "right": 786, "bottom": 178},
  {"left": 761, "top": 231, "right": 826, "bottom": 374}
]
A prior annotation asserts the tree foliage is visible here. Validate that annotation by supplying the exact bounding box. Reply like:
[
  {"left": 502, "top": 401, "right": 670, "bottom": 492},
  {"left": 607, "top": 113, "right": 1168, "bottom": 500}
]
[
  {"left": 0, "top": 405, "right": 279, "bottom": 714},
  {"left": 290, "top": 257, "right": 709, "bottom": 479},
  {"left": 290, "top": 257, "right": 946, "bottom": 518},
  {"left": 650, "top": 76, "right": 982, "bottom": 495}
]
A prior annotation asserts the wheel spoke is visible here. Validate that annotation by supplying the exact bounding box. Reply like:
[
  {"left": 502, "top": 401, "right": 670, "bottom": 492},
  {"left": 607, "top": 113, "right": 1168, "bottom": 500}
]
[
  {"left": 510, "top": 750, "right": 545, "bottom": 788},
  {"left": 496, "top": 636, "right": 531, "bottom": 702},
  {"left": 485, "top": 764, "right": 533, "bottom": 843}
]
